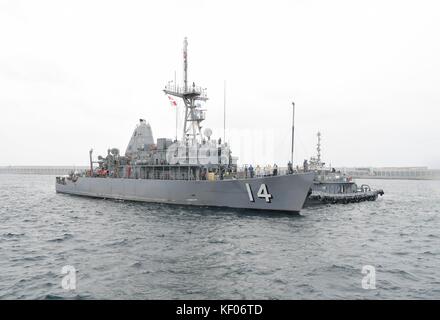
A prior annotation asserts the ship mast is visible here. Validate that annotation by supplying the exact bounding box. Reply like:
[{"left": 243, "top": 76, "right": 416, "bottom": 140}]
[
  {"left": 164, "top": 37, "right": 208, "bottom": 143},
  {"left": 317, "top": 131, "right": 321, "bottom": 164}
]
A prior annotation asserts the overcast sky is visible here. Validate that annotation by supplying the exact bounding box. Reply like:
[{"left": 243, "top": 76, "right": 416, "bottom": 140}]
[{"left": 0, "top": 0, "right": 439, "bottom": 168}]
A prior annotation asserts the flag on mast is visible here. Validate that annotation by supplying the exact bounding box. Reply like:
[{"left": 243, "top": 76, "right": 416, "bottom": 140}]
[{"left": 167, "top": 95, "right": 177, "bottom": 107}]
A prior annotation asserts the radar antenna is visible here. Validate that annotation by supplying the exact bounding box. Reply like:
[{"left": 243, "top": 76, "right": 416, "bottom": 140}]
[{"left": 317, "top": 131, "right": 321, "bottom": 163}]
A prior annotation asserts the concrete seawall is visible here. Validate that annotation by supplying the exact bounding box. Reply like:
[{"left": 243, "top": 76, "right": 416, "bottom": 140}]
[{"left": 0, "top": 166, "right": 88, "bottom": 175}]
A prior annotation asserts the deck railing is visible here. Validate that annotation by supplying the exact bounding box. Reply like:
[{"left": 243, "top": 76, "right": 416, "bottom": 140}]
[{"left": 164, "top": 84, "right": 208, "bottom": 99}]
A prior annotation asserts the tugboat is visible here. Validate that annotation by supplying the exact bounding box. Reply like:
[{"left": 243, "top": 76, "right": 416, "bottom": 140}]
[
  {"left": 304, "top": 132, "right": 384, "bottom": 206},
  {"left": 55, "top": 38, "right": 315, "bottom": 213}
]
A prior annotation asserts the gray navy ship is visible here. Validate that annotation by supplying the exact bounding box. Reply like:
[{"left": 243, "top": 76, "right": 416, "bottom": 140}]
[{"left": 56, "top": 38, "right": 314, "bottom": 213}]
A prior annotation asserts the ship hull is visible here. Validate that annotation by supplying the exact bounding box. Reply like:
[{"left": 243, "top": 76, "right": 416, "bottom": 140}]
[
  {"left": 56, "top": 173, "right": 314, "bottom": 213},
  {"left": 304, "top": 181, "right": 384, "bottom": 206}
]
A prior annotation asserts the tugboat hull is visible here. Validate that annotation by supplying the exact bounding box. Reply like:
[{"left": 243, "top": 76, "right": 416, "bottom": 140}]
[
  {"left": 304, "top": 181, "right": 384, "bottom": 206},
  {"left": 305, "top": 189, "right": 384, "bottom": 206}
]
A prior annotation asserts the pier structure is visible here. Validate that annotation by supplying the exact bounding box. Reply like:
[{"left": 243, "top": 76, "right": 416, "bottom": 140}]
[
  {"left": 0, "top": 166, "right": 88, "bottom": 175},
  {"left": 338, "top": 166, "right": 440, "bottom": 180}
]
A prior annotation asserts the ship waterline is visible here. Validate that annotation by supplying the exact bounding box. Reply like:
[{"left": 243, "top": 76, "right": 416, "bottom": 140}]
[{"left": 56, "top": 173, "right": 315, "bottom": 213}]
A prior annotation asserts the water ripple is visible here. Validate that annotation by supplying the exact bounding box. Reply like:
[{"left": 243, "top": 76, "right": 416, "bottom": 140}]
[{"left": 0, "top": 175, "right": 440, "bottom": 299}]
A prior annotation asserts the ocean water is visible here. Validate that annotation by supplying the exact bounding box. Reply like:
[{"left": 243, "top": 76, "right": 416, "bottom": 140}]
[{"left": 0, "top": 174, "right": 439, "bottom": 299}]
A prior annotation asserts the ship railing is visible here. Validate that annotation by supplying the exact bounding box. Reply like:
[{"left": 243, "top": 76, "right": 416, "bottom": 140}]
[
  {"left": 164, "top": 84, "right": 208, "bottom": 98},
  {"left": 319, "top": 172, "right": 352, "bottom": 183},
  {"left": 191, "top": 109, "right": 205, "bottom": 121},
  {"left": 236, "top": 166, "right": 292, "bottom": 178},
  {"left": 95, "top": 164, "right": 301, "bottom": 181},
  {"left": 116, "top": 164, "right": 216, "bottom": 181}
]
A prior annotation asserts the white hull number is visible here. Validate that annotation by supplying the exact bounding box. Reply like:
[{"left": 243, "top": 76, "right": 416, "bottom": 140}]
[{"left": 245, "top": 183, "right": 272, "bottom": 203}]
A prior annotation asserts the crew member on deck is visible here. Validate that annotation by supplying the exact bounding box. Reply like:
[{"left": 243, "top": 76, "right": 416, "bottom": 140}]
[
  {"left": 249, "top": 164, "right": 254, "bottom": 178},
  {"left": 287, "top": 161, "right": 293, "bottom": 174},
  {"left": 273, "top": 164, "right": 278, "bottom": 176}
]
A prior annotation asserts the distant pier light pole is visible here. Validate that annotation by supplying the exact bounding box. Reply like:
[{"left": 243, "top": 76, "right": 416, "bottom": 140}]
[
  {"left": 291, "top": 102, "right": 295, "bottom": 165},
  {"left": 175, "top": 70, "right": 177, "bottom": 141},
  {"left": 223, "top": 80, "right": 226, "bottom": 143},
  {"left": 89, "top": 149, "right": 93, "bottom": 176}
]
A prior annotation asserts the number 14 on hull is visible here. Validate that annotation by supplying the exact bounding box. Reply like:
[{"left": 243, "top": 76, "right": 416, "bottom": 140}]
[{"left": 245, "top": 183, "right": 273, "bottom": 203}]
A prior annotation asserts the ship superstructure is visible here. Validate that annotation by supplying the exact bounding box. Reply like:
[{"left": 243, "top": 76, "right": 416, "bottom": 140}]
[{"left": 89, "top": 38, "right": 236, "bottom": 182}]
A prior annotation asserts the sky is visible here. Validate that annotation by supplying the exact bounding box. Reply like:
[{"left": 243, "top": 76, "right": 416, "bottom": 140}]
[{"left": 0, "top": 0, "right": 439, "bottom": 168}]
